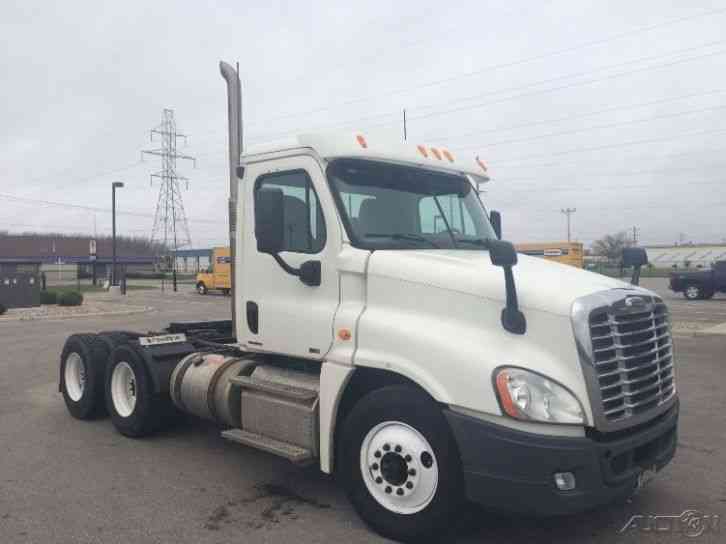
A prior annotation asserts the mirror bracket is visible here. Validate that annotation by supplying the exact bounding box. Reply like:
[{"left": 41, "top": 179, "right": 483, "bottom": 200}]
[{"left": 487, "top": 239, "right": 527, "bottom": 335}]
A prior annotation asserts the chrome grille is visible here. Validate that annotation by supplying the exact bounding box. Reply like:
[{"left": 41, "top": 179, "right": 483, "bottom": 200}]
[{"left": 588, "top": 297, "right": 675, "bottom": 423}]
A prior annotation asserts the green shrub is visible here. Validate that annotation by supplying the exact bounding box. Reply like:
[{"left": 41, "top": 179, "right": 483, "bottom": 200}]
[
  {"left": 0, "top": 303, "right": 6, "bottom": 315},
  {"left": 40, "top": 290, "right": 58, "bottom": 305},
  {"left": 57, "top": 291, "right": 83, "bottom": 307}
]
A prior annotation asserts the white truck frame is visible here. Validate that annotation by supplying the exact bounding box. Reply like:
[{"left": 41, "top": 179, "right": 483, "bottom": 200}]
[{"left": 57, "top": 61, "right": 679, "bottom": 542}]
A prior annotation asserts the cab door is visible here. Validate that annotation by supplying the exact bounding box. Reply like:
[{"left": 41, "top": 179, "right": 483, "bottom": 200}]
[{"left": 240, "top": 155, "right": 341, "bottom": 359}]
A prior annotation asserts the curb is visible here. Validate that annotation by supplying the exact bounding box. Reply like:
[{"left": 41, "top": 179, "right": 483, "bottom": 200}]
[{"left": 0, "top": 306, "right": 155, "bottom": 323}]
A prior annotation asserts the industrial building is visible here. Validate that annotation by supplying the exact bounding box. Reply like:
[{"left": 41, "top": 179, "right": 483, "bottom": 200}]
[{"left": 643, "top": 244, "right": 726, "bottom": 269}]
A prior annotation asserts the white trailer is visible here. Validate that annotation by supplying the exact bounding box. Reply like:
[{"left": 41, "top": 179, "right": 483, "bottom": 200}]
[{"left": 58, "top": 62, "right": 679, "bottom": 542}]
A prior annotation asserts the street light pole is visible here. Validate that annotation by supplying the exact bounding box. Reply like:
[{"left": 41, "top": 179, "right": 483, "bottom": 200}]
[
  {"left": 112, "top": 182, "right": 124, "bottom": 286},
  {"left": 561, "top": 207, "right": 576, "bottom": 242}
]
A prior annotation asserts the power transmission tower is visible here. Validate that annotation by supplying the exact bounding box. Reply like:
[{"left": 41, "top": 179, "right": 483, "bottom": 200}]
[
  {"left": 142, "top": 108, "right": 196, "bottom": 291},
  {"left": 632, "top": 226, "right": 640, "bottom": 245},
  {"left": 561, "top": 207, "right": 576, "bottom": 242}
]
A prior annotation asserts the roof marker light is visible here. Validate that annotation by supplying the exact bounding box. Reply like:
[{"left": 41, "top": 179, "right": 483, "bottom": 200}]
[
  {"left": 430, "top": 147, "right": 442, "bottom": 160},
  {"left": 476, "top": 156, "right": 488, "bottom": 172},
  {"left": 356, "top": 134, "right": 368, "bottom": 149},
  {"left": 442, "top": 149, "right": 455, "bottom": 163},
  {"left": 416, "top": 145, "right": 428, "bottom": 158}
]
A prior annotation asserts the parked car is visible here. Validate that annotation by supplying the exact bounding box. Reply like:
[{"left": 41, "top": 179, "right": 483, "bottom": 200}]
[{"left": 669, "top": 260, "right": 726, "bottom": 299}]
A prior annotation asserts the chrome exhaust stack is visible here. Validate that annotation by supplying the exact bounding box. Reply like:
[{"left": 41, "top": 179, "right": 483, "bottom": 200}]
[{"left": 219, "top": 61, "right": 242, "bottom": 338}]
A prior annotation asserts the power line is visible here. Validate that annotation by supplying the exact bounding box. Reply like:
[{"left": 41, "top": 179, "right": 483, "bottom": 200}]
[
  {"left": 240, "top": 5, "right": 726, "bottom": 127},
  {"left": 432, "top": 89, "right": 726, "bottom": 143},
  {"left": 0, "top": 193, "right": 224, "bottom": 225},
  {"left": 469, "top": 127, "right": 726, "bottom": 166}
]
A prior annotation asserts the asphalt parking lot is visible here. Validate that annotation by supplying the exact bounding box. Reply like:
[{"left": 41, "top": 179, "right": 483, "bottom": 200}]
[{"left": 1, "top": 281, "right": 724, "bottom": 543}]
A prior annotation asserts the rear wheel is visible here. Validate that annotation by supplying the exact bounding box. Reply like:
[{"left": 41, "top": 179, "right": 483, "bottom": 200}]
[
  {"left": 60, "top": 334, "right": 103, "bottom": 419},
  {"left": 339, "top": 385, "right": 463, "bottom": 542},
  {"left": 105, "top": 344, "right": 174, "bottom": 437},
  {"left": 684, "top": 284, "right": 703, "bottom": 300},
  {"left": 196, "top": 282, "right": 207, "bottom": 295}
]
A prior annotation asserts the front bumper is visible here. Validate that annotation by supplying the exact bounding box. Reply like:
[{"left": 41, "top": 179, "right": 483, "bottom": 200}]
[{"left": 444, "top": 400, "right": 678, "bottom": 516}]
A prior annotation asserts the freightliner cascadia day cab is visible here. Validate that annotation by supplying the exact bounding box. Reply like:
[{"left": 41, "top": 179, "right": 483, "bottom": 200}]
[{"left": 58, "top": 62, "right": 678, "bottom": 542}]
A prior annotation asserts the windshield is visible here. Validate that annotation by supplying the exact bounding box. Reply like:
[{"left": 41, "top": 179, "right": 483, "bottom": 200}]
[{"left": 327, "top": 158, "right": 497, "bottom": 250}]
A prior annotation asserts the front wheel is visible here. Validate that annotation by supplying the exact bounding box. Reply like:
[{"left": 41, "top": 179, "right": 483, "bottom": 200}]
[
  {"left": 339, "top": 386, "right": 463, "bottom": 542},
  {"left": 684, "top": 284, "right": 703, "bottom": 300}
]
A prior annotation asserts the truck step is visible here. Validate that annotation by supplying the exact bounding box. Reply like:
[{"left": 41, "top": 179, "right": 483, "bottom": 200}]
[
  {"left": 221, "top": 429, "right": 314, "bottom": 465},
  {"left": 230, "top": 374, "right": 318, "bottom": 402}
]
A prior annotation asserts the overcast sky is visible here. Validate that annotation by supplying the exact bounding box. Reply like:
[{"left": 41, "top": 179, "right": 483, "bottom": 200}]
[{"left": 2, "top": 0, "right": 725, "bottom": 248}]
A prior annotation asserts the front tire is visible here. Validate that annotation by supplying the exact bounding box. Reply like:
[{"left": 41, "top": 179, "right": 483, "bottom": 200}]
[
  {"left": 60, "top": 334, "right": 104, "bottom": 420},
  {"left": 339, "top": 385, "right": 463, "bottom": 543},
  {"left": 684, "top": 284, "right": 703, "bottom": 300}
]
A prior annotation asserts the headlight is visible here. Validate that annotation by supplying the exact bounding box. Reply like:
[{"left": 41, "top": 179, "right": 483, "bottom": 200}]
[{"left": 493, "top": 367, "right": 585, "bottom": 424}]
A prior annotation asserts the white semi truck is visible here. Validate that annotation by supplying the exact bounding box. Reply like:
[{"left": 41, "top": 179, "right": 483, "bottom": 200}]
[{"left": 58, "top": 62, "right": 678, "bottom": 542}]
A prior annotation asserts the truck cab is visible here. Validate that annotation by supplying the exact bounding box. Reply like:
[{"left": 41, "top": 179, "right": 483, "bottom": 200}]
[
  {"left": 57, "top": 62, "right": 679, "bottom": 543},
  {"left": 195, "top": 246, "right": 231, "bottom": 295}
]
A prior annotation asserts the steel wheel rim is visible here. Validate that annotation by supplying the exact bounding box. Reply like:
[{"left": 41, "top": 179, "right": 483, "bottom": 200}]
[
  {"left": 64, "top": 352, "right": 85, "bottom": 402},
  {"left": 686, "top": 286, "right": 699, "bottom": 298},
  {"left": 360, "top": 421, "right": 438, "bottom": 515},
  {"left": 111, "top": 361, "right": 137, "bottom": 417}
]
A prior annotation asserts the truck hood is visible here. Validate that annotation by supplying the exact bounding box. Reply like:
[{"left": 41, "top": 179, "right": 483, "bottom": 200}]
[{"left": 366, "top": 249, "right": 631, "bottom": 317}]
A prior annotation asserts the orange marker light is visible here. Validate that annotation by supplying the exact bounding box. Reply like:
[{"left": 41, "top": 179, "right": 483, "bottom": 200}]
[
  {"left": 416, "top": 145, "right": 428, "bottom": 158},
  {"left": 476, "top": 156, "right": 488, "bottom": 172},
  {"left": 338, "top": 328, "right": 352, "bottom": 341},
  {"left": 430, "top": 147, "right": 442, "bottom": 160},
  {"left": 442, "top": 149, "right": 455, "bottom": 163},
  {"left": 356, "top": 134, "right": 368, "bottom": 149},
  {"left": 495, "top": 371, "right": 519, "bottom": 418}
]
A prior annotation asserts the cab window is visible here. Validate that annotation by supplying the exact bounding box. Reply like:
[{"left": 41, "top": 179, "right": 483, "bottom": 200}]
[{"left": 254, "top": 170, "right": 326, "bottom": 254}]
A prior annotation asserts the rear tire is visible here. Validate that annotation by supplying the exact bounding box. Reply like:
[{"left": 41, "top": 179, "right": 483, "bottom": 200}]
[
  {"left": 339, "top": 385, "right": 463, "bottom": 543},
  {"left": 60, "top": 334, "right": 103, "bottom": 420},
  {"left": 105, "top": 343, "right": 174, "bottom": 437},
  {"left": 684, "top": 284, "right": 703, "bottom": 300},
  {"left": 196, "top": 282, "right": 207, "bottom": 295}
]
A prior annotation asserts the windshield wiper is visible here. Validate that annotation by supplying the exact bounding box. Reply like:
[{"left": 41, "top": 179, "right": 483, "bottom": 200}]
[
  {"left": 365, "top": 233, "right": 441, "bottom": 248},
  {"left": 454, "top": 237, "right": 493, "bottom": 248}
]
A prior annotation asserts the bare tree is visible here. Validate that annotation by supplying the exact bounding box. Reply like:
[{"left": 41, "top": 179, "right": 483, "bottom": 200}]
[{"left": 591, "top": 232, "right": 632, "bottom": 263}]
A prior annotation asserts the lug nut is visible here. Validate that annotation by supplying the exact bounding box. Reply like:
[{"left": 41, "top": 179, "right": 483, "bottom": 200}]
[
  {"left": 383, "top": 443, "right": 390, "bottom": 451},
  {"left": 394, "top": 445, "right": 402, "bottom": 453},
  {"left": 375, "top": 477, "right": 383, "bottom": 484},
  {"left": 408, "top": 468, "right": 416, "bottom": 476},
  {"left": 385, "top": 486, "right": 392, "bottom": 494},
  {"left": 371, "top": 463, "right": 379, "bottom": 470},
  {"left": 396, "top": 488, "right": 404, "bottom": 496},
  {"left": 406, "top": 482, "right": 413, "bottom": 489},
  {"left": 404, "top": 454, "right": 412, "bottom": 462},
  {"left": 374, "top": 450, "right": 381, "bottom": 458}
]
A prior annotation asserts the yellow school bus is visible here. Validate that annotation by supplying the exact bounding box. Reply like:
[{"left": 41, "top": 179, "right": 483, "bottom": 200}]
[
  {"left": 515, "top": 242, "right": 584, "bottom": 268},
  {"left": 195, "top": 247, "right": 231, "bottom": 295}
]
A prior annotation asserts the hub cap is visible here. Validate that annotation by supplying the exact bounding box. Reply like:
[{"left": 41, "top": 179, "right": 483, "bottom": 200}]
[
  {"left": 686, "top": 286, "right": 699, "bottom": 299},
  {"left": 111, "top": 362, "right": 137, "bottom": 417},
  {"left": 360, "top": 421, "right": 438, "bottom": 514},
  {"left": 64, "top": 352, "right": 85, "bottom": 402}
]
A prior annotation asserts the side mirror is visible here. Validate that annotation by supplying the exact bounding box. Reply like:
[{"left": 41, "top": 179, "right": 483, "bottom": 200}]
[
  {"left": 299, "top": 260, "right": 321, "bottom": 287},
  {"left": 487, "top": 239, "right": 526, "bottom": 335},
  {"left": 488, "top": 239, "right": 517, "bottom": 267},
  {"left": 255, "top": 188, "right": 285, "bottom": 254},
  {"left": 490, "top": 210, "right": 502, "bottom": 240},
  {"left": 622, "top": 247, "right": 648, "bottom": 268}
]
